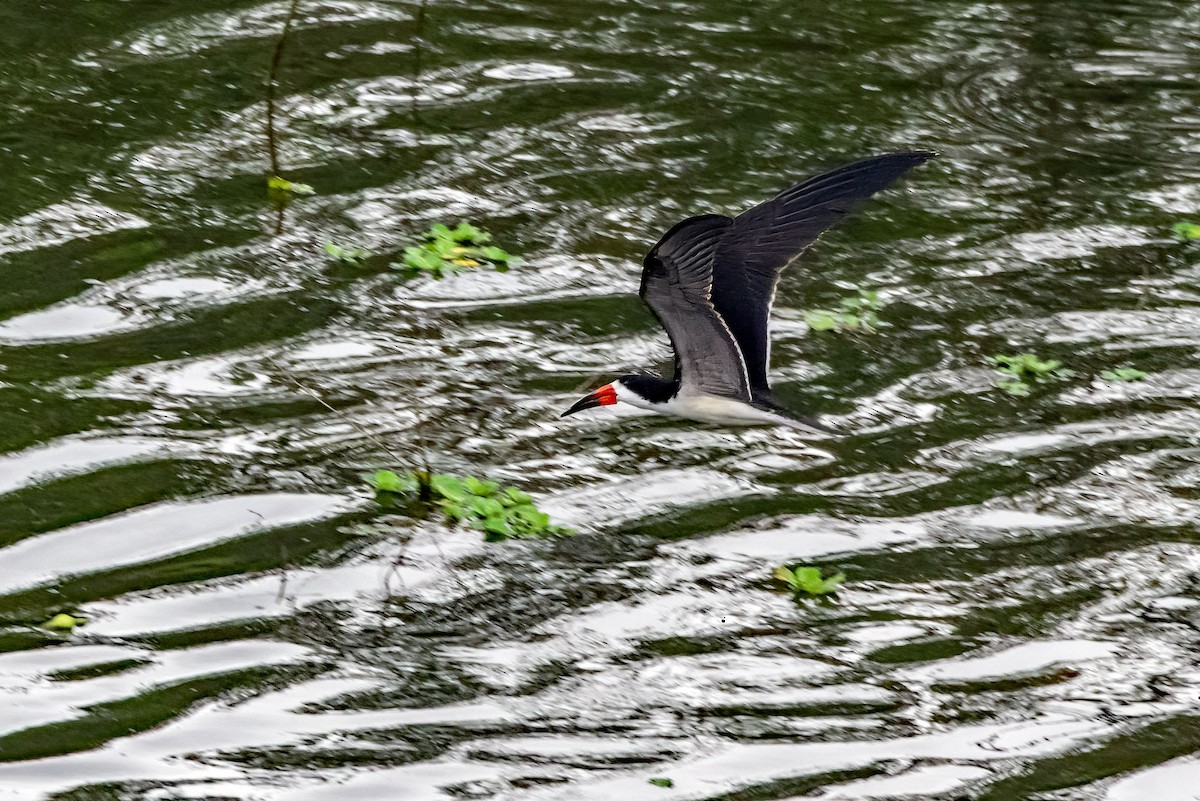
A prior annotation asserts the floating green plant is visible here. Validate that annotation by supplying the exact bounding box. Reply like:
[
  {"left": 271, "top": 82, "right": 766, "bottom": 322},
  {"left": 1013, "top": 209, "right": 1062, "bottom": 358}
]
[
  {"left": 803, "top": 289, "right": 886, "bottom": 332},
  {"left": 1173, "top": 221, "right": 1200, "bottom": 241},
  {"left": 1101, "top": 367, "right": 1147, "bottom": 382},
  {"left": 368, "top": 469, "right": 573, "bottom": 541},
  {"left": 370, "top": 469, "right": 412, "bottom": 494},
  {"left": 267, "top": 175, "right": 315, "bottom": 207},
  {"left": 392, "top": 222, "right": 519, "bottom": 278},
  {"left": 324, "top": 242, "right": 370, "bottom": 265},
  {"left": 649, "top": 778, "right": 674, "bottom": 788},
  {"left": 773, "top": 565, "right": 846, "bottom": 596},
  {"left": 989, "top": 353, "right": 1071, "bottom": 396},
  {"left": 42, "top": 613, "right": 86, "bottom": 632}
]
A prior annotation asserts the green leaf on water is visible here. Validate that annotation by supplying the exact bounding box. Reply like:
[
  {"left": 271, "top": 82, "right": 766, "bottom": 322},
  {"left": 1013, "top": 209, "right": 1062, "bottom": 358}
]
[
  {"left": 464, "top": 476, "right": 500, "bottom": 496},
  {"left": 774, "top": 565, "right": 845, "bottom": 595},
  {"left": 990, "top": 353, "right": 1070, "bottom": 395},
  {"left": 804, "top": 310, "right": 839, "bottom": 331},
  {"left": 483, "top": 516, "right": 513, "bottom": 537},
  {"left": 504, "top": 487, "right": 533, "bottom": 505},
  {"left": 791, "top": 567, "right": 827, "bottom": 593},
  {"left": 998, "top": 379, "right": 1031, "bottom": 396},
  {"left": 442, "top": 502, "right": 471, "bottom": 521},
  {"left": 370, "top": 469, "right": 414, "bottom": 493},
  {"left": 649, "top": 778, "right": 674, "bottom": 788},
  {"left": 804, "top": 288, "right": 887, "bottom": 333},
  {"left": 430, "top": 474, "right": 469, "bottom": 501},
  {"left": 773, "top": 565, "right": 797, "bottom": 585},
  {"left": 1173, "top": 221, "right": 1200, "bottom": 241},
  {"left": 267, "top": 176, "right": 315, "bottom": 196},
  {"left": 469, "top": 496, "right": 506, "bottom": 519},
  {"left": 1101, "top": 367, "right": 1147, "bottom": 382},
  {"left": 400, "top": 246, "right": 443, "bottom": 273},
  {"left": 267, "top": 176, "right": 315, "bottom": 209},
  {"left": 511, "top": 504, "right": 551, "bottom": 529},
  {"left": 990, "top": 354, "right": 1058, "bottom": 376},
  {"left": 324, "top": 242, "right": 370, "bottom": 266},
  {"left": 43, "top": 613, "right": 86, "bottom": 632},
  {"left": 449, "top": 221, "right": 490, "bottom": 244}
]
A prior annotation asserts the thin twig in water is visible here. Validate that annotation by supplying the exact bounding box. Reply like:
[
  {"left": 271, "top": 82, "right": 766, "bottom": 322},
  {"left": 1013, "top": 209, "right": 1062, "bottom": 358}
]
[
  {"left": 265, "top": 354, "right": 410, "bottom": 466},
  {"left": 266, "top": 0, "right": 301, "bottom": 178},
  {"left": 276, "top": 541, "right": 291, "bottom": 604},
  {"left": 265, "top": 356, "right": 470, "bottom": 595},
  {"left": 266, "top": 0, "right": 302, "bottom": 234},
  {"left": 410, "top": 0, "right": 430, "bottom": 121}
]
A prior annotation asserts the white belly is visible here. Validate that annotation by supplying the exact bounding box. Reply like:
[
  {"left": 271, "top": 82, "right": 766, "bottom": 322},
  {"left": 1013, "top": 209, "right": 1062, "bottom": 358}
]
[
  {"left": 642, "top": 393, "right": 790, "bottom": 427},
  {"left": 613, "top": 384, "right": 831, "bottom": 435}
]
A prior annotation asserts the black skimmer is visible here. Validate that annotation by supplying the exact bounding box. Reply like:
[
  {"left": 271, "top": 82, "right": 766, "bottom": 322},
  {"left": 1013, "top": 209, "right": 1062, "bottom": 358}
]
[{"left": 561, "top": 151, "right": 934, "bottom": 432}]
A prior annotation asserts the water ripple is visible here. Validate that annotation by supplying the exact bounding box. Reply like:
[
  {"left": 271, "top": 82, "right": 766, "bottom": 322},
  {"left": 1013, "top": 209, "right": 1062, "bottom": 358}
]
[{"left": 1, "top": 0, "right": 1199, "bottom": 797}]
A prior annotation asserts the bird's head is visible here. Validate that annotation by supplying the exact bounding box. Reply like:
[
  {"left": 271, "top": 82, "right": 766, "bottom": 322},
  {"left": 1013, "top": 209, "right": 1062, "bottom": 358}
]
[
  {"left": 560, "top": 379, "right": 626, "bottom": 418},
  {"left": 561, "top": 375, "right": 673, "bottom": 417}
]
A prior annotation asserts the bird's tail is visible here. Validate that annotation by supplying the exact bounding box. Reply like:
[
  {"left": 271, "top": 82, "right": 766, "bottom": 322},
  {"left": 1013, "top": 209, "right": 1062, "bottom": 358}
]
[{"left": 753, "top": 397, "right": 842, "bottom": 437}]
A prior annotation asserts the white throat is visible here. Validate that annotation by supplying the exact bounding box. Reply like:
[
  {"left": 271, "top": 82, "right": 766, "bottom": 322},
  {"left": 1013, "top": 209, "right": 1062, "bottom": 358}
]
[{"left": 611, "top": 378, "right": 659, "bottom": 411}]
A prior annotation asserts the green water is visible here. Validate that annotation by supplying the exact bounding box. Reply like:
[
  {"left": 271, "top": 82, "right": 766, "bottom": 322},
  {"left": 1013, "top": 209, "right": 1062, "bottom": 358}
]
[{"left": 1, "top": 0, "right": 1199, "bottom": 798}]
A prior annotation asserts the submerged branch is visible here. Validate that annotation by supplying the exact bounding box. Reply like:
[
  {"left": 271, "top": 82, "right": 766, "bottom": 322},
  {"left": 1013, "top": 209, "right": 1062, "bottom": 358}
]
[
  {"left": 265, "top": 0, "right": 301, "bottom": 179},
  {"left": 411, "top": 0, "right": 429, "bottom": 120}
]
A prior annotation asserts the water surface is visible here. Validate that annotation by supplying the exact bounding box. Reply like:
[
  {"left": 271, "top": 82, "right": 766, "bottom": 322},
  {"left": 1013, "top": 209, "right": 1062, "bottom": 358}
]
[{"left": 2, "top": 0, "right": 1200, "bottom": 798}]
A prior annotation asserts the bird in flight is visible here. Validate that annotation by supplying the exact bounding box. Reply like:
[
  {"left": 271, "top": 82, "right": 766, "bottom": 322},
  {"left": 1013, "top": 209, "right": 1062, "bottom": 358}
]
[{"left": 561, "top": 151, "right": 933, "bottom": 433}]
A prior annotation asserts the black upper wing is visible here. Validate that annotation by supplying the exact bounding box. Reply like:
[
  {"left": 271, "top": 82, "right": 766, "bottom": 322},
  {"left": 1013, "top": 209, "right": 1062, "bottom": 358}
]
[
  {"left": 639, "top": 214, "right": 752, "bottom": 402},
  {"left": 712, "top": 151, "right": 934, "bottom": 395}
]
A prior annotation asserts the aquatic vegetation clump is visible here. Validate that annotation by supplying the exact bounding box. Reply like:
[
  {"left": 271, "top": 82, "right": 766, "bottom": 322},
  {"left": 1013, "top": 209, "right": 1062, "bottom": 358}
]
[
  {"left": 368, "top": 470, "right": 573, "bottom": 541},
  {"left": 393, "top": 222, "right": 519, "bottom": 278},
  {"left": 42, "top": 613, "right": 86, "bottom": 632},
  {"left": 1101, "top": 367, "right": 1147, "bottom": 382},
  {"left": 989, "top": 353, "right": 1071, "bottom": 396},
  {"left": 267, "top": 176, "right": 314, "bottom": 208},
  {"left": 1172, "top": 221, "right": 1200, "bottom": 241},
  {"left": 803, "top": 289, "right": 886, "bottom": 332},
  {"left": 774, "top": 565, "right": 846, "bottom": 596},
  {"left": 323, "top": 243, "right": 370, "bottom": 265},
  {"left": 648, "top": 778, "right": 674, "bottom": 788}
]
